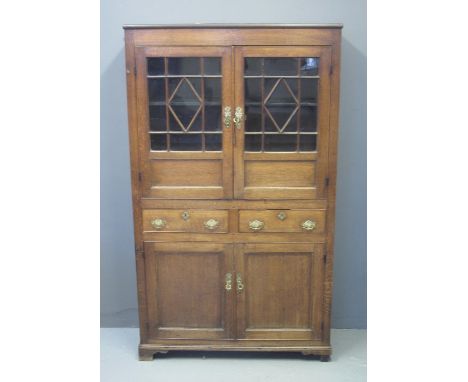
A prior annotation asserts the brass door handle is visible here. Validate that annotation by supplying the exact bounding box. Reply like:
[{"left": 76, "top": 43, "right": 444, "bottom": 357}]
[
  {"left": 236, "top": 273, "right": 244, "bottom": 293},
  {"left": 151, "top": 218, "right": 166, "bottom": 230},
  {"left": 204, "top": 218, "right": 220, "bottom": 230},
  {"left": 233, "top": 107, "right": 244, "bottom": 129},
  {"left": 301, "top": 220, "right": 317, "bottom": 231},
  {"left": 248, "top": 219, "right": 264, "bottom": 231},
  {"left": 225, "top": 273, "right": 233, "bottom": 291},
  {"left": 224, "top": 106, "right": 231, "bottom": 128}
]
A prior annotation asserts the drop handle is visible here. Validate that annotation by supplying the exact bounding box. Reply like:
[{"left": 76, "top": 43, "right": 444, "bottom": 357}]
[
  {"left": 151, "top": 218, "right": 166, "bottom": 230},
  {"left": 223, "top": 106, "right": 232, "bottom": 129},
  {"left": 204, "top": 218, "right": 220, "bottom": 230},
  {"left": 301, "top": 220, "right": 317, "bottom": 231},
  {"left": 233, "top": 107, "right": 245, "bottom": 129},
  {"left": 248, "top": 219, "right": 264, "bottom": 231},
  {"left": 225, "top": 273, "right": 233, "bottom": 291},
  {"left": 236, "top": 273, "right": 244, "bottom": 293}
]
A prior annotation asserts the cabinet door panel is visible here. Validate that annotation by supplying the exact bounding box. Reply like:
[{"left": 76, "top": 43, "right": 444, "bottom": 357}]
[
  {"left": 235, "top": 243, "right": 324, "bottom": 340},
  {"left": 234, "top": 47, "right": 331, "bottom": 199},
  {"left": 144, "top": 242, "right": 234, "bottom": 340},
  {"left": 135, "top": 47, "right": 233, "bottom": 199}
]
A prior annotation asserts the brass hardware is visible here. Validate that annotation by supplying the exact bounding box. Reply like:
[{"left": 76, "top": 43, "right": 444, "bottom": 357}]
[
  {"left": 151, "top": 218, "right": 166, "bottom": 230},
  {"left": 225, "top": 273, "right": 233, "bottom": 291},
  {"left": 301, "top": 220, "right": 317, "bottom": 231},
  {"left": 233, "top": 107, "right": 244, "bottom": 129},
  {"left": 277, "top": 212, "right": 287, "bottom": 221},
  {"left": 181, "top": 211, "right": 190, "bottom": 221},
  {"left": 236, "top": 273, "right": 244, "bottom": 293},
  {"left": 204, "top": 218, "right": 220, "bottom": 230},
  {"left": 224, "top": 106, "right": 232, "bottom": 128},
  {"left": 248, "top": 219, "right": 264, "bottom": 231}
]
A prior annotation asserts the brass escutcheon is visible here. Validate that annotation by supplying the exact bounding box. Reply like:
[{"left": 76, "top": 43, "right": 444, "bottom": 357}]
[{"left": 277, "top": 212, "right": 287, "bottom": 221}]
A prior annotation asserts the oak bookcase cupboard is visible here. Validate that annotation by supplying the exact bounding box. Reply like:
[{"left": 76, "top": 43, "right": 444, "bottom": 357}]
[{"left": 123, "top": 24, "right": 342, "bottom": 361}]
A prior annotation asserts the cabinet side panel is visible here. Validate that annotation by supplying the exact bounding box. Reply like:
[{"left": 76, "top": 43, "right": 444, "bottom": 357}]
[
  {"left": 323, "top": 30, "right": 342, "bottom": 343},
  {"left": 124, "top": 29, "right": 148, "bottom": 341}
]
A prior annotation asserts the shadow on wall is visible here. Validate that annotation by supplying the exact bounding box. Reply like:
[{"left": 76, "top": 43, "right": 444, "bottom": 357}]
[{"left": 331, "top": 36, "right": 367, "bottom": 329}]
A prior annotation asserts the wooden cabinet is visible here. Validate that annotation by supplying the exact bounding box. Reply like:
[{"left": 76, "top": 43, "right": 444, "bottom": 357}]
[{"left": 124, "top": 24, "right": 342, "bottom": 361}]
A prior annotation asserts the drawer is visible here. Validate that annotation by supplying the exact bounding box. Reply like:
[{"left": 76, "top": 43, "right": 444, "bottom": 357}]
[
  {"left": 142, "top": 209, "right": 229, "bottom": 233},
  {"left": 239, "top": 209, "right": 326, "bottom": 233}
]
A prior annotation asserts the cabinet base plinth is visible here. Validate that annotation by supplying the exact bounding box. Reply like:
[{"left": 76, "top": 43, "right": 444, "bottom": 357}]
[
  {"left": 139, "top": 347, "right": 168, "bottom": 361},
  {"left": 139, "top": 344, "right": 331, "bottom": 361}
]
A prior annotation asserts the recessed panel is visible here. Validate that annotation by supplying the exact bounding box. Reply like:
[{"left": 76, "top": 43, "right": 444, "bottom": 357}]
[
  {"left": 151, "top": 159, "right": 223, "bottom": 186},
  {"left": 157, "top": 252, "right": 222, "bottom": 328},
  {"left": 246, "top": 252, "right": 311, "bottom": 328},
  {"left": 245, "top": 160, "right": 315, "bottom": 188}
]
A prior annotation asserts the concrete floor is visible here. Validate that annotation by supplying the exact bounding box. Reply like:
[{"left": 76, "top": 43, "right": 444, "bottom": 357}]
[{"left": 101, "top": 328, "right": 366, "bottom": 382}]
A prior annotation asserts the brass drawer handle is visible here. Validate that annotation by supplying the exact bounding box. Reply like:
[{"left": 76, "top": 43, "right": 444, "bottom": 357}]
[
  {"left": 224, "top": 106, "right": 232, "bottom": 128},
  {"left": 233, "top": 106, "right": 244, "bottom": 129},
  {"left": 225, "top": 273, "right": 233, "bottom": 291},
  {"left": 248, "top": 219, "right": 264, "bottom": 231},
  {"left": 151, "top": 218, "right": 166, "bottom": 230},
  {"left": 204, "top": 218, "right": 220, "bottom": 230},
  {"left": 236, "top": 273, "right": 244, "bottom": 293},
  {"left": 301, "top": 220, "right": 317, "bottom": 231}
]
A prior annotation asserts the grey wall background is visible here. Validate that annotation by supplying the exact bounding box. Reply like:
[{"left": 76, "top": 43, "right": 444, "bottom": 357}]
[{"left": 101, "top": 0, "right": 366, "bottom": 328}]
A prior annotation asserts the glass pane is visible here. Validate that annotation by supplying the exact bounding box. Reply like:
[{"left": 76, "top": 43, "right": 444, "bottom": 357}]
[
  {"left": 168, "top": 57, "right": 200, "bottom": 75},
  {"left": 205, "top": 133, "right": 222, "bottom": 151},
  {"left": 264, "top": 134, "right": 297, "bottom": 152},
  {"left": 169, "top": 107, "right": 201, "bottom": 132},
  {"left": 245, "top": 78, "right": 261, "bottom": 103},
  {"left": 267, "top": 80, "right": 297, "bottom": 105},
  {"left": 265, "top": 105, "right": 297, "bottom": 133},
  {"left": 245, "top": 58, "right": 262, "bottom": 76},
  {"left": 147, "top": 58, "right": 164, "bottom": 75},
  {"left": 205, "top": 105, "right": 221, "bottom": 131},
  {"left": 264, "top": 58, "right": 298, "bottom": 76},
  {"left": 299, "top": 134, "right": 317, "bottom": 152},
  {"left": 245, "top": 105, "right": 262, "bottom": 132},
  {"left": 300, "top": 58, "right": 319, "bottom": 76},
  {"left": 204, "top": 58, "right": 221, "bottom": 75},
  {"left": 150, "top": 134, "right": 167, "bottom": 151},
  {"left": 301, "top": 79, "right": 318, "bottom": 103},
  {"left": 243, "top": 56, "right": 321, "bottom": 153},
  {"left": 170, "top": 134, "right": 202, "bottom": 151},
  {"left": 300, "top": 106, "right": 317, "bottom": 132},
  {"left": 149, "top": 106, "right": 166, "bottom": 132},
  {"left": 169, "top": 78, "right": 201, "bottom": 104},
  {"left": 146, "top": 56, "right": 223, "bottom": 152},
  {"left": 148, "top": 79, "right": 165, "bottom": 103},
  {"left": 205, "top": 78, "right": 221, "bottom": 103},
  {"left": 245, "top": 135, "right": 262, "bottom": 152}
]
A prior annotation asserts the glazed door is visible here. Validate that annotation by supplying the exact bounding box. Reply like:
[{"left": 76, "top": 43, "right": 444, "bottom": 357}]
[
  {"left": 144, "top": 242, "right": 234, "bottom": 340},
  {"left": 233, "top": 47, "right": 332, "bottom": 199},
  {"left": 235, "top": 243, "right": 325, "bottom": 340},
  {"left": 135, "top": 47, "right": 233, "bottom": 199}
]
